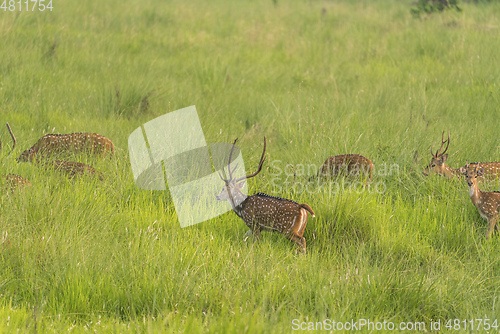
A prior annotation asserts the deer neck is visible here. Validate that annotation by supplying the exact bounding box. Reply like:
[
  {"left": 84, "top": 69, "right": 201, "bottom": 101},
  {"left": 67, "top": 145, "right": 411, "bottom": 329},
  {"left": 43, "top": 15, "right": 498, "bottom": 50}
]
[
  {"left": 226, "top": 188, "right": 248, "bottom": 217},
  {"left": 442, "top": 164, "right": 460, "bottom": 178},
  {"left": 468, "top": 181, "right": 482, "bottom": 205}
]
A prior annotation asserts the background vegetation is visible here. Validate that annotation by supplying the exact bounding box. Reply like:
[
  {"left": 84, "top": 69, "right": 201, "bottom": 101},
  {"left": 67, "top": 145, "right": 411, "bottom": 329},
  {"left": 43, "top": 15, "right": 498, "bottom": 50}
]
[{"left": 1, "top": 0, "right": 499, "bottom": 332}]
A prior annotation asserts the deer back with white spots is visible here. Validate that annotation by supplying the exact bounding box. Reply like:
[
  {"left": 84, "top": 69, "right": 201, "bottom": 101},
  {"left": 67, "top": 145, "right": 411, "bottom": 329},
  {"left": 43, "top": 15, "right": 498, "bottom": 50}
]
[
  {"left": 317, "top": 154, "right": 373, "bottom": 182},
  {"left": 460, "top": 164, "right": 500, "bottom": 239},
  {"left": 216, "top": 137, "right": 315, "bottom": 253},
  {"left": 45, "top": 160, "right": 104, "bottom": 181},
  {"left": 4, "top": 174, "right": 31, "bottom": 193},
  {"left": 17, "top": 133, "right": 115, "bottom": 162}
]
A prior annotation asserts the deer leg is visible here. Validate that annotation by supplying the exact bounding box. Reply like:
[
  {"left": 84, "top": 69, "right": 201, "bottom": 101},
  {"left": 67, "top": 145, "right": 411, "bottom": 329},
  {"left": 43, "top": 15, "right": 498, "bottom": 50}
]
[
  {"left": 243, "top": 227, "right": 261, "bottom": 241},
  {"left": 295, "top": 209, "right": 309, "bottom": 237},
  {"left": 243, "top": 229, "right": 252, "bottom": 241},
  {"left": 363, "top": 173, "right": 371, "bottom": 188},
  {"left": 486, "top": 215, "right": 498, "bottom": 239},
  {"left": 289, "top": 235, "right": 306, "bottom": 254},
  {"left": 252, "top": 228, "right": 262, "bottom": 241}
]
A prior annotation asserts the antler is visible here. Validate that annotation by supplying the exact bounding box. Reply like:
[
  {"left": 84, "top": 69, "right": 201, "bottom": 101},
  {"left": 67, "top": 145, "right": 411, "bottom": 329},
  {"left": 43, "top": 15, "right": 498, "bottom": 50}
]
[
  {"left": 219, "top": 137, "right": 267, "bottom": 183},
  {"left": 2, "top": 123, "right": 16, "bottom": 155},
  {"left": 235, "top": 137, "right": 266, "bottom": 182},
  {"left": 218, "top": 138, "right": 239, "bottom": 183},
  {"left": 440, "top": 131, "right": 450, "bottom": 156},
  {"left": 432, "top": 131, "right": 450, "bottom": 157}
]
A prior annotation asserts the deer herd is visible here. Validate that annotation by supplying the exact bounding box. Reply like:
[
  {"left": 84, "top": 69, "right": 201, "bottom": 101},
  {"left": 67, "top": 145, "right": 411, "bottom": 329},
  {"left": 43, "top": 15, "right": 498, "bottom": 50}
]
[
  {"left": 1, "top": 123, "right": 112, "bottom": 192},
  {"left": 2, "top": 123, "right": 500, "bottom": 252},
  {"left": 216, "top": 132, "right": 500, "bottom": 252}
]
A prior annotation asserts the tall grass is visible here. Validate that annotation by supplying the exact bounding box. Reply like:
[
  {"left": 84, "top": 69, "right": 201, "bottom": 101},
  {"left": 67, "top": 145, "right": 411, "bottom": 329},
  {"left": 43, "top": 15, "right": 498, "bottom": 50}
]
[{"left": 1, "top": 0, "right": 500, "bottom": 332}]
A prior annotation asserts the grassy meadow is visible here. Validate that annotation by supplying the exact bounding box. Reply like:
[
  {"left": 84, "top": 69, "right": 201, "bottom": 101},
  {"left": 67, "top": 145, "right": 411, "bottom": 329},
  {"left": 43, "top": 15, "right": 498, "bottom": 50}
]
[{"left": 1, "top": 0, "right": 500, "bottom": 332}]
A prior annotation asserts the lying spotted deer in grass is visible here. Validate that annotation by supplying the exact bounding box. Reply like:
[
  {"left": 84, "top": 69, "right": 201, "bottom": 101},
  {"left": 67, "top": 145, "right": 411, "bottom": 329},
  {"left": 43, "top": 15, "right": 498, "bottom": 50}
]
[
  {"left": 4, "top": 174, "right": 31, "bottom": 193},
  {"left": 216, "top": 137, "right": 315, "bottom": 253},
  {"left": 315, "top": 154, "right": 374, "bottom": 184},
  {"left": 424, "top": 132, "right": 500, "bottom": 182},
  {"left": 16, "top": 132, "right": 115, "bottom": 162},
  {"left": 460, "top": 164, "right": 500, "bottom": 239},
  {"left": 20, "top": 154, "right": 104, "bottom": 181},
  {"left": 0, "top": 123, "right": 31, "bottom": 193},
  {"left": 43, "top": 160, "right": 104, "bottom": 181},
  {"left": 16, "top": 132, "right": 110, "bottom": 180}
]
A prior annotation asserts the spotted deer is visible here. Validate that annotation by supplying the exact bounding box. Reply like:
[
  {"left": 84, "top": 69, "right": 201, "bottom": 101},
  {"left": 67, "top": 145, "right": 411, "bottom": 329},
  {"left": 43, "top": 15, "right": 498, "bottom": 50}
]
[
  {"left": 44, "top": 160, "right": 104, "bottom": 180},
  {"left": 315, "top": 154, "right": 373, "bottom": 183},
  {"left": 216, "top": 137, "right": 315, "bottom": 253},
  {"left": 423, "top": 132, "right": 459, "bottom": 178},
  {"left": 24, "top": 154, "right": 104, "bottom": 181},
  {"left": 460, "top": 165, "right": 500, "bottom": 239},
  {"left": 4, "top": 174, "right": 31, "bottom": 193},
  {"left": 1, "top": 123, "right": 31, "bottom": 192},
  {"left": 17, "top": 133, "right": 115, "bottom": 162},
  {"left": 424, "top": 132, "right": 500, "bottom": 181}
]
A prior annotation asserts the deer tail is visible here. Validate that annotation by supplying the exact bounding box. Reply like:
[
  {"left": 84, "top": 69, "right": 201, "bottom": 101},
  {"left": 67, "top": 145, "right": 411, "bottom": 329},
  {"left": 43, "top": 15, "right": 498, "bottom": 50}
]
[{"left": 299, "top": 203, "right": 315, "bottom": 217}]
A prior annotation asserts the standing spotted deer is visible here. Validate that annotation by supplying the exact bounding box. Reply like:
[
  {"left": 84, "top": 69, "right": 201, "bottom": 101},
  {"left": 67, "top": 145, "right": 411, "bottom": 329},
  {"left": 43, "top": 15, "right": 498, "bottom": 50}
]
[
  {"left": 315, "top": 154, "right": 374, "bottom": 183},
  {"left": 17, "top": 133, "right": 115, "bottom": 162},
  {"left": 216, "top": 137, "right": 315, "bottom": 253},
  {"left": 460, "top": 165, "right": 500, "bottom": 239},
  {"left": 424, "top": 132, "right": 500, "bottom": 181}
]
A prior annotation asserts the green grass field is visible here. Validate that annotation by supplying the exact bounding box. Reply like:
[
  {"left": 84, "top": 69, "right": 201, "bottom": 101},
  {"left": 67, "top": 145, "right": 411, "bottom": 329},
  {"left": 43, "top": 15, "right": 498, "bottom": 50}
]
[{"left": 1, "top": 0, "right": 500, "bottom": 332}]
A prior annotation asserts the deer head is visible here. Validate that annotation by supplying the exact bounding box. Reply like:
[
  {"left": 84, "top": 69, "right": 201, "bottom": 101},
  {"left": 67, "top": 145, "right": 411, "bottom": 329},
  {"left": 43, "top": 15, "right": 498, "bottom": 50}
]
[
  {"left": 460, "top": 164, "right": 484, "bottom": 187},
  {"left": 216, "top": 137, "right": 266, "bottom": 207},
  {"left": 423, "top": 131, "right": 454, "bottom": 178}
]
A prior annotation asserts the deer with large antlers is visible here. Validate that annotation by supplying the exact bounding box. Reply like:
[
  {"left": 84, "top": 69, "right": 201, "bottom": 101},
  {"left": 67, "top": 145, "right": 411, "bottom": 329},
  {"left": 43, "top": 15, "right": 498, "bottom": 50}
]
[
  {"left": 460, "top": 165, "right": 500, "bottom": 239},
  {"left": 424, "top": 132, "right": 500, "bottom": 181},
  {"left": 423, "top": 131, "right": 459, "bottom": 178},
  {"left": 17, "top": 132, "right": 115, "bottom": 162},
  {"left": 216, "top": 137, "right": 315, "bottom": 253}
]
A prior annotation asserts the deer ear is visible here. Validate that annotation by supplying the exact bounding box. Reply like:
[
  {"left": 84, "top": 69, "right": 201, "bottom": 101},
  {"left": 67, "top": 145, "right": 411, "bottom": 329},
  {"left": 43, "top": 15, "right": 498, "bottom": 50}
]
[
  {"left": 477, "top": 168, "right": 485, "bottom": 176},
  {"left": 440, "top": 154, "right": 448, "bottom": 163},
  {"left": 237, "top": 180, "right": 246, "bottom": 189},
  {"left": 459, "top": 167, "right": 466, "bottom": 175}
]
